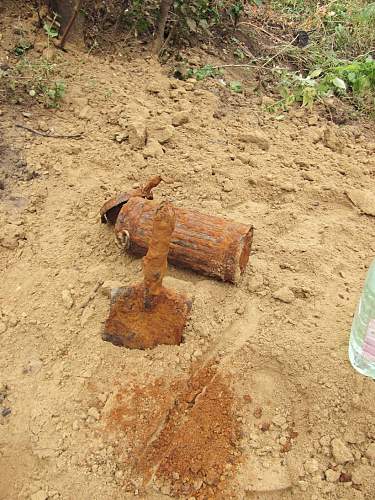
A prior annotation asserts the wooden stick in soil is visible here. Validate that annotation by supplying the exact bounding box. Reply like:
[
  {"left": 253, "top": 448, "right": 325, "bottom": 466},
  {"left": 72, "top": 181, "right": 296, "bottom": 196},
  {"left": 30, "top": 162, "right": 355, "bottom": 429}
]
[
  {"left": 56, "top": 0, "right": 82, "bottom": 50},
  {"left": 153, "top": 0, "right": 173, "bottom": 54}
]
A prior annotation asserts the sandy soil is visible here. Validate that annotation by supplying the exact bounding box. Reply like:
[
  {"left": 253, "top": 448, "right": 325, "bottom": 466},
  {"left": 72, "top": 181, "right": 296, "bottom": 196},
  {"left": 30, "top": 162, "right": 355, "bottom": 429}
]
[{"left": 1, "top": 5, "right": 375, "bottom": 500}]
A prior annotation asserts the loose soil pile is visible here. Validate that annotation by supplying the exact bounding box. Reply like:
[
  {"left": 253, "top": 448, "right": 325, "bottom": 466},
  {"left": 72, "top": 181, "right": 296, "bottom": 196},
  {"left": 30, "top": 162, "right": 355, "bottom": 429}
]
[{"left": 1, "top": 4, "right": 375, "bottom": 500}]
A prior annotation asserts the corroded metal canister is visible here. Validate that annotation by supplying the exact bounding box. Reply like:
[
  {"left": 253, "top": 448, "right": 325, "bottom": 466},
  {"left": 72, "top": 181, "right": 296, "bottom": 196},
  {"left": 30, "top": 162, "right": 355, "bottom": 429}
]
[{"left": 114, "top": 197, "right": 253, "bottom": 283}]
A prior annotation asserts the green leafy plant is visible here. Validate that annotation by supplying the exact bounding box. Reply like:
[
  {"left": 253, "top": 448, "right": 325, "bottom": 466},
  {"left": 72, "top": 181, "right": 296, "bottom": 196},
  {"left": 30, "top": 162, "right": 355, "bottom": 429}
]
[
  {"left": 43, "top": 22, "right": 59, "bottom": 38},
  {"left": 228, "top": 80, "right": 243, "bottom": 92},
  {"left": 265, "top": 0, "right": 375, "bottom": 116},
  {"left": 14, "top": 40, "right": 32, "bottom": 56},
  {"left": 1, "top": 56, "right": 66, "bottom": 108},
  {"left": 186, "top": 64, "right": 223, "bottom": 80},
  {"left": 108, "top": 0, "right": 249, "bottom": 39},
  {"left": 45, "top": 81, "right": 66, "bottom": 107},
  {"left": 273, "top": 56, "right": 375, "bottom": 112},
  {"left": 272, "top": 0, "right": 375, "bottom": 56},
  {"left": 233, "top": 47, "right": 245, "bottom": 60},
  {"left": 174, "top": 0, "right": 248, "bottom": 34}
]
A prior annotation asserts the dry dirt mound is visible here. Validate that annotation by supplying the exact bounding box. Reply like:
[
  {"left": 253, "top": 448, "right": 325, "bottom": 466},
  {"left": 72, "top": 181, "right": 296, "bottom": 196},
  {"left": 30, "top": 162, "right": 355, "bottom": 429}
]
[{"left": 1, "top": 7, "right": 375, "bottom": 500}]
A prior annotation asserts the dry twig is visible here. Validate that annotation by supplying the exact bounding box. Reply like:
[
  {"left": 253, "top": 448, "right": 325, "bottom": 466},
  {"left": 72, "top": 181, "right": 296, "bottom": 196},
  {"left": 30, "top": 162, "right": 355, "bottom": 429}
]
[{"left": 16, "top": 124, "right": 83, "bottom": 139}]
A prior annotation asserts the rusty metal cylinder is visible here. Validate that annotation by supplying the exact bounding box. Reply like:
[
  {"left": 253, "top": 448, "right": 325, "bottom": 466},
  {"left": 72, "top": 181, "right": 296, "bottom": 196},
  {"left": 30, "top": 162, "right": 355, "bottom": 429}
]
[{"left": 115, "top": 197, "right": 253, "bottom": 283}]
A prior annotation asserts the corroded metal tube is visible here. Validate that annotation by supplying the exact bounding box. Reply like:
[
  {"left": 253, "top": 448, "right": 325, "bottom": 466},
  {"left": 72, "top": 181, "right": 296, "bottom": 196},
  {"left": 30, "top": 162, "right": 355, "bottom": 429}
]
[{"left": 114, "top": 197, "right": 253, "bottom": 283}]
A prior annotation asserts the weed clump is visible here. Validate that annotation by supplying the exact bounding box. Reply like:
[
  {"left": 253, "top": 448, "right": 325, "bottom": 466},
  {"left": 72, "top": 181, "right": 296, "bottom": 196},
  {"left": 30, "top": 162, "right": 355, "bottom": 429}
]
[
  {"left": 269, "top": 0, "right": 375, "bottom": 114},
  {"left": 1, "top": 56, "right": 66, "bottom": 108}
]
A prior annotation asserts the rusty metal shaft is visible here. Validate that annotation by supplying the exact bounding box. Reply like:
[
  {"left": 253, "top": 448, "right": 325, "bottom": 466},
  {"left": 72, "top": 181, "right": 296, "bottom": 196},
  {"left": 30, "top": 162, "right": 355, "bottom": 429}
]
[{"left": 143, "top": 202, "right": 175, "bottom": 298}]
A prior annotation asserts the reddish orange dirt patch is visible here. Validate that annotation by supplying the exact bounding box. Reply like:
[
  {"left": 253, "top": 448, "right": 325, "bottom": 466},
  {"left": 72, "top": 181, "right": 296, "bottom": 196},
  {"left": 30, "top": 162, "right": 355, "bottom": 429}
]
[{"left": 105, "top": 363, "right": 240, "bottom": 498}]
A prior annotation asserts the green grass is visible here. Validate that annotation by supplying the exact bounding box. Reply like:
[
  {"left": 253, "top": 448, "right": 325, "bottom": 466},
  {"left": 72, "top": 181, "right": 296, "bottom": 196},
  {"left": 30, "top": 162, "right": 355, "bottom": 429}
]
[
  {"left": 1, "top": 56, "right": 66, "bottom": 108},
  {"left": 269, "top": 56, "right": 375, "bottom": 116},
  {"left": 268, "top": 0, "right": 375, "bottom": 115}
]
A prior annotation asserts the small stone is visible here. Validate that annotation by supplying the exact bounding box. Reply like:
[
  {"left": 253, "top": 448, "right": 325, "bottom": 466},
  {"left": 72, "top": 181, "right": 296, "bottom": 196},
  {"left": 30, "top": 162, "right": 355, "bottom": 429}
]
[
  {"left": 80, "top": 306, "right": 94, "bottom": 327},
  {"left": 30, "top": 490, "right": 48, "bottom": 500},
  {"left": 0, "top": 224, "right": 26, "bottom": 250},
  {"left": 22, "top": 112, "right": 32, "bottom": 118},
  {"left": 69, "top": 146, "right": 81, "bottom": 155},
  {"left": 184, "top": 83, "right": 194, "bottom": 92},
  {"left": 222, "top": 179, "right": 234, "bottom": 192},
  {"left": 280, "top": 183, "right": 297, "bottom": 192},
  {"left": 146, "top": 119, "right": 174, "bottom": 144},
  {"left": 331, "top": 438, "right": 354, "bottom": 464},
  {"left": 325, "top": 469, "right": 340, "bottom": 482},
  {"left": 177, "top": 99, "right": 192, "bottom": 112},
  {"left": 0, "top": 322, "right": 7, "bottom": 334},
  {"left": 143, "top": 138, "right": 164, "bottom": 159},
  {"left": 132, "top": 151, "right": 147, "bottom": 169},
  {"left": 301, "top": 171, "right": 315, "bottom": 181},
  {"left": 101, "top": 281, "right": 124, "bottom": 298},
  {"left": 146, "top": 81, "right": 167, "bottom": 93},
  {"left": 172, "top": 111, "right": 189, "bottom": 127},
  {"left": 298, "top": 480, "right": 308, "bottom": 491},
  {"left": 128, "top": 120, "right": 147, "bottom": 149},
  {"left": 61, "top": 289, "right": 74, "bottom": 309},
  {"left": 236, "top": 305, "right": 245, "bottom": 315},
  {"left": 87, "top": 407, "right": 100, "bottom": 420},
  {"left": 304, "top": 458, "right": 320, "bottom": 474},
  {"left": 272, "top": 415, "right": 287, "bottom": 427},
  {"left": 72, "top": 420, "right": 80, "bottom": 431},
  {"left": 38, "top": 120, "right": 49, "bottom": 132},
  {"left": 272, "top": 287, "right": 295, "bottom": 304},
  {"left": 346, "top": 189, "right": 375, "bottom": 217},
  {"left": 237, "top": 152, "right": 254, "bottom": 165},
  {"left": 260, "top": 421, "right": 270, "bottom": 432},
  {"left": 8, "top": 317, "right": 19, "bottom": 328},
  {"left": 114, "top": 132, "right": 127, "bottom": 143},
  {"left": 239, "top": 130, "right": 270, "bottom": 151},
  {"left": 365, "top": 443, "right": 375, "bottom": 461}
]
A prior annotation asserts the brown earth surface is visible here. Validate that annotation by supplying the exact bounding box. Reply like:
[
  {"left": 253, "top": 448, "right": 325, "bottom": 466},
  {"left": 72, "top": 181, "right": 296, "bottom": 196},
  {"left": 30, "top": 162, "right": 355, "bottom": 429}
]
[{"left": 1, "top": 4, "right": 375, "bottom": 500}]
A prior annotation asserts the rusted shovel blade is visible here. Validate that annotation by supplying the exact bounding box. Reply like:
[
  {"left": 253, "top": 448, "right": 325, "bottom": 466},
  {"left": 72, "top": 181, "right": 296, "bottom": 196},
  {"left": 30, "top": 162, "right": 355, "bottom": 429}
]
[{"left": 102, "top": 284, "right": 191, "bottom": 349}]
